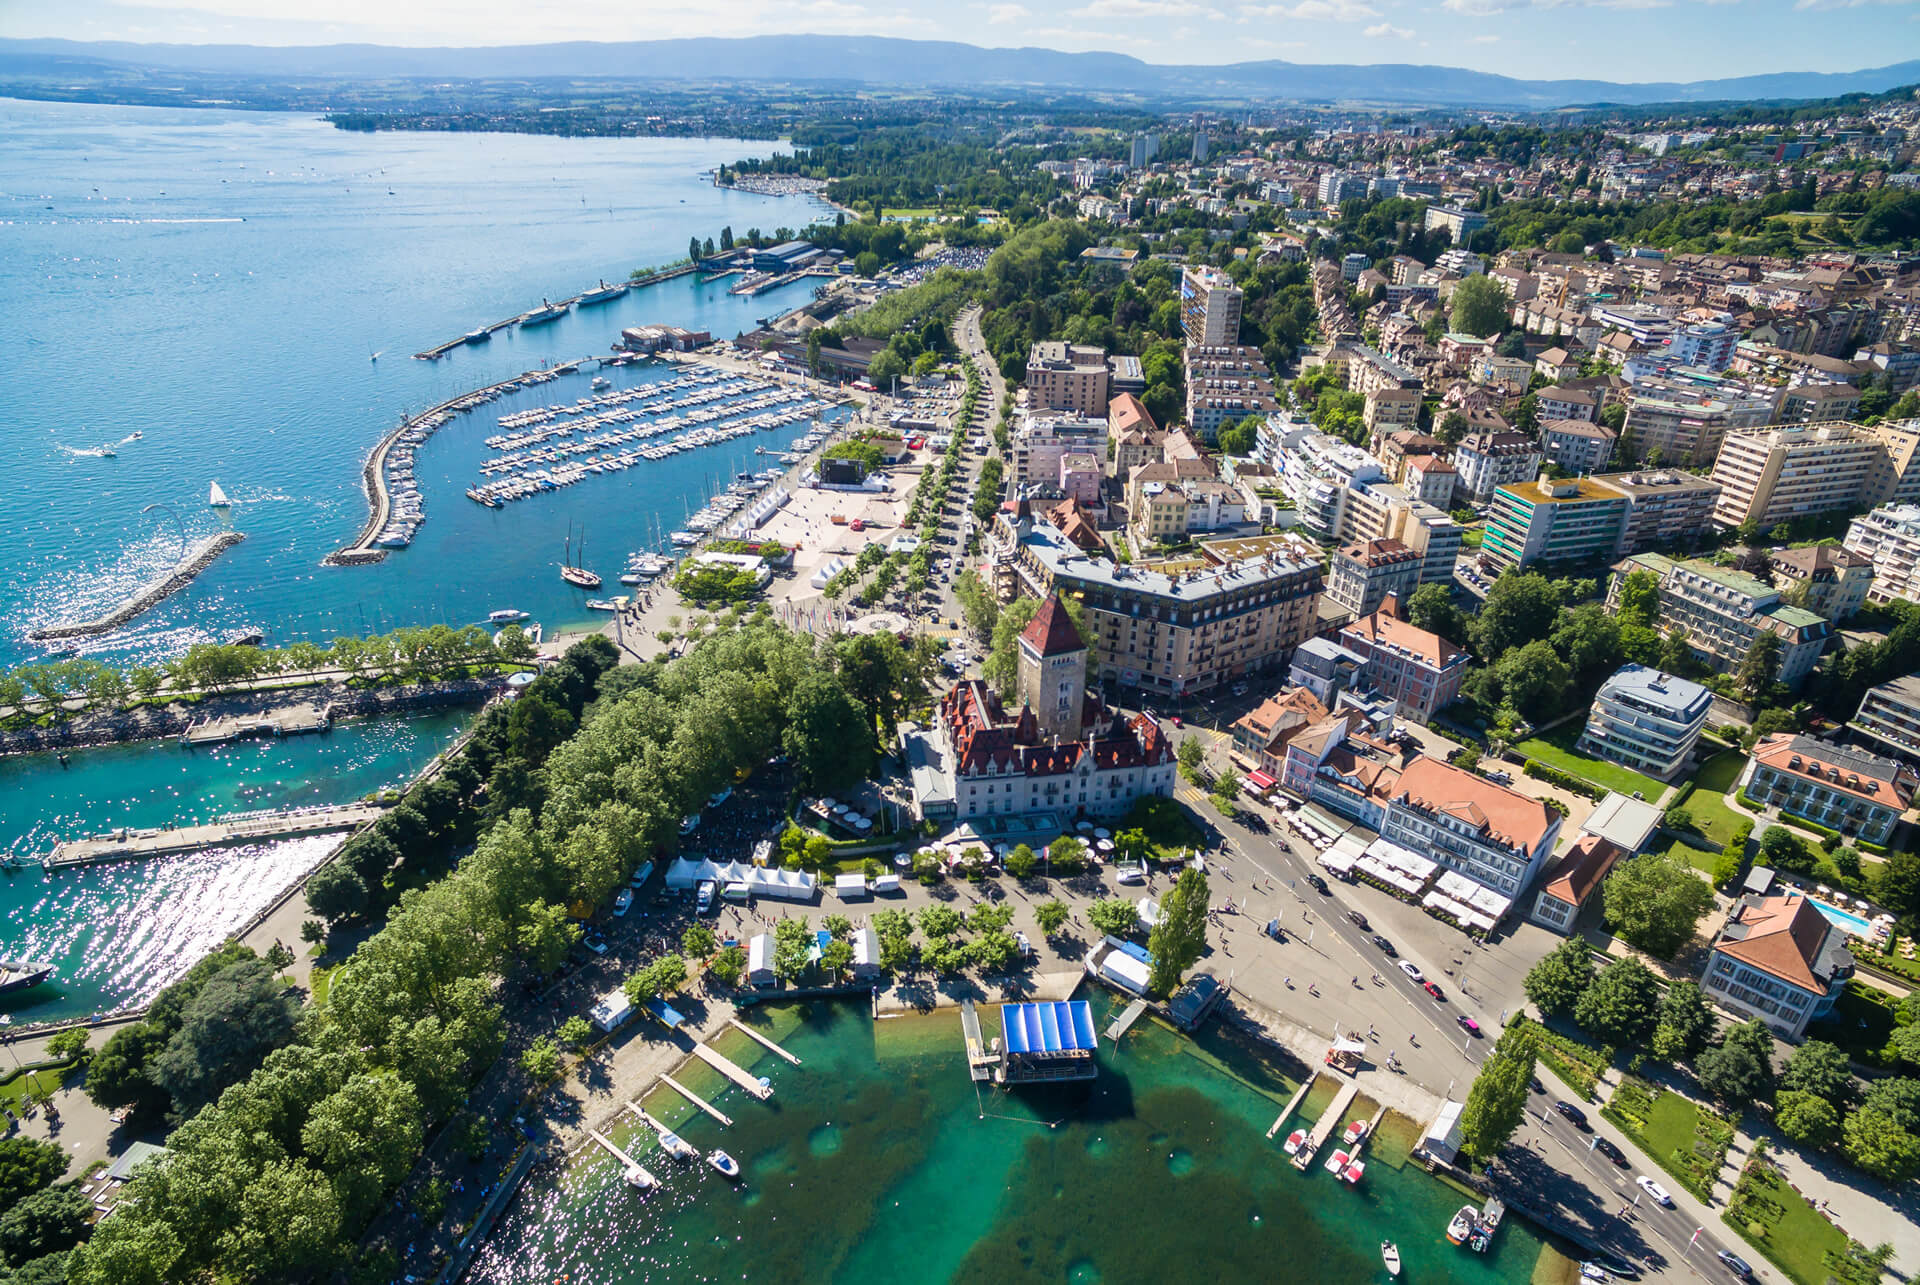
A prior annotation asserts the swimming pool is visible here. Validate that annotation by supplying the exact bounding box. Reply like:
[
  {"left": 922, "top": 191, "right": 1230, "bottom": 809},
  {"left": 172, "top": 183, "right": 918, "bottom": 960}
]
[{"left": 1810, "top": 897, "right": 1872, "bottom": 936}]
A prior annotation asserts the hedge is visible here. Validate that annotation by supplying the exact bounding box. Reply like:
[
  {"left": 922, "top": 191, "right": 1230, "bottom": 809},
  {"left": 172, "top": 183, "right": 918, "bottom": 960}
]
[
  {"left": 1667, "top": 782, "right": 1696, "bottom": 809},
  {"left": 1522, "top": 758, "right": 1608, "bottom": 802}
]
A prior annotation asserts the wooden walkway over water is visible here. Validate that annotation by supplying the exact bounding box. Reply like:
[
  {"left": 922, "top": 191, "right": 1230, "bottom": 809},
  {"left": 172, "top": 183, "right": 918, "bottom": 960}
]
[
  {"left": 1266, "top": 1078, "right": 1315, "bottom": 1140},
  {"left": 658, "top": 1074, "right": 732, "bottom": 1127},
  {"left": 588, "top": 1130, "right": 655, "bottom": 1190},
  {"left": 727, "top": 1018, "right": 800, "bottom": 1064},
  {"left": 183, "top": 703, "right": 329, "bottom": 745},
  {"left": 45, "top": 802, "right": 384, "bottom": 867},
  {"left": 693, "top": 1042, "right": 772, "bottom": 1100},
  {"left": 1105, "top": 998, "right": 1149, "bottom": 1042},
  {"left": 1292, "top": 1080, "right": 1359, "bottom": 1171}
]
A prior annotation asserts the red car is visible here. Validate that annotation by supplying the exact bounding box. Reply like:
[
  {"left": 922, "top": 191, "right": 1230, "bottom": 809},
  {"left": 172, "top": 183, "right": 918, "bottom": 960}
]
[{"left": 1423, "top": 980, "right": 1446, "bottom": 1001}]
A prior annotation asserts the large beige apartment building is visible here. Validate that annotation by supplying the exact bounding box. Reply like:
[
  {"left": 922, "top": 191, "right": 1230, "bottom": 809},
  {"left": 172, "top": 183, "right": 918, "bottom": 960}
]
[
  {"left": 1709, "top": 421, "right": 1893, "bottom": 530},
  {"left": 1026, "top": 341, "right": 1110, "bottom": 415},
  {"left": 1608, "top": 552, "right": 1831, "bottom": 688},
  {"left": 992, "top": 515, "right": 1323, "bottom": 699},
  {"left": 1623, "top": 374, "right": 1777, "bottom": 465},
  {"left": 1180, "top": 265, "right": 1244, "bottom": 346}
]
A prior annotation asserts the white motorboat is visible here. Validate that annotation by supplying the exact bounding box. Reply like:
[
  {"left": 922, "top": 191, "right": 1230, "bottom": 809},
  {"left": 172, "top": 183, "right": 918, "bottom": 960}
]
[
  {"left": 707, "top": 1150, "right": 740, "bottom": 1179},
  {"left": 1282, "top": 1129, "right": 1306, "bottom": 1156},
  {"left": 622, "top": 1164, "right": 656, "bottom": 1191},
  {"left": 488, "top": 609, "right": 530, "bottom": 624},
  {"left": 657, "top": 1130, "right": 697, "bottom": 1162},
  {"left": 1381, "top": 1242, "right": 1401, "bottom": 1277},
  {"left": 585, "top": 599, "right": 618, "bottom": 611},
  {"left": 1447, "top": 1205, "right": 1479, "bottom": 1245}
]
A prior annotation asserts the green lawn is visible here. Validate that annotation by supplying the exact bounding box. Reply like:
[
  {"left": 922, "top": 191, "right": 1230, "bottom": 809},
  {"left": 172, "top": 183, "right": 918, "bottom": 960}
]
[
  {"left": 1678, "top": 750, "right": 1751, "bottom": 844},
  {"left": 0, "top": 1062, "right": 75, "bottom": 1115},
  {"left": 1660, "top": 837, "right": 1718, "bottom": 875},
  {"left": 1514, "top": 724, "right": 1665, "bottom": 799},
  {"left": 1603, "top": 1078, "right": 1732, "bottom": 1202},
  {"left": 1724, "top": 1156, "right": 1857, "bottom": 1285}
]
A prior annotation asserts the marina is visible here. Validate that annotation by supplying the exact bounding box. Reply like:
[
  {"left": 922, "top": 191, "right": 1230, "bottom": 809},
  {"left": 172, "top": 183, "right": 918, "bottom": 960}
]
[
  {"left": 1291, "top": 1078, "right": 1360, "bottom": 1170},
  {"left": 658, "top": 1074, "right": 733, "bottom": 1128},
  {"left": 412, "top": 265, "right": 693, "bottom": 360}
]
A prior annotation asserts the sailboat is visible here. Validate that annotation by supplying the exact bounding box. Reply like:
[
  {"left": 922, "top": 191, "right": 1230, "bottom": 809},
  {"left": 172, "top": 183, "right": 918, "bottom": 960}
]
[
  {"left": 209, "top": 481, "right": 232, "bottom": 508},
  {"left": 559, "top": 521, "right": 601, "bottom": 589}
]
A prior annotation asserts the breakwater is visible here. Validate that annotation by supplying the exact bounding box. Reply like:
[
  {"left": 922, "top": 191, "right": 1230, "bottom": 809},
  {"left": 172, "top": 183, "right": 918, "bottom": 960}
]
[
  {"left": 44, "top": 801, "right": 386, "bottom": 867},
  {"left": 413, "top": 264, "right": 694, "bottom": 361},
  {"left": 27, "top": 531, "right": 246, "bottom": 641},
  {"left": 0, "top": 676, "right": 501, "bottom": 758}
]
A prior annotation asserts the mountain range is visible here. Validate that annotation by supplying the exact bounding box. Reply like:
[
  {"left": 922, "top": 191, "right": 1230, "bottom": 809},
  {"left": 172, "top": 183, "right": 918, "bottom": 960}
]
[{"left": 2, "top": 35, "right": 1917, "bottom": 110}]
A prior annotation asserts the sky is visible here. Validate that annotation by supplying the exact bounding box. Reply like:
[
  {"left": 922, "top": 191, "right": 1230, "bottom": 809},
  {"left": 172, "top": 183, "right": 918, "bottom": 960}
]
[{"left": 1, "top": 0, "right": 1917, "bottom": 84}]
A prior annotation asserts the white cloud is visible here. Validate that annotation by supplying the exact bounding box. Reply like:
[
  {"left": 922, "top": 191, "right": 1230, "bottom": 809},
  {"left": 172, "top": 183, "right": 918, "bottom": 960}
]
[
  {"left": 1240, "top": 0, "right": 1380, "bottom": 19},
  {"left": 986, "top": 1, "right": 1030, "bottom": 19},
  {"left": 1795, "top": 0, "right": 1917, "bottom": 9},
  {"left": 1364, "top": 20, "right": 1414, "bottom": 34}
]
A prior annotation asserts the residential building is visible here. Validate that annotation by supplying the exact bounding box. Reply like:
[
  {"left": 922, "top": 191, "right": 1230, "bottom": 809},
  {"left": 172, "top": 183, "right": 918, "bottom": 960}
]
[
  {"left": 1318, "top": 170, "right": 1366, "bottom": 206},
  {"left": 1026, "top": 342, "right": 1110, "bottom": 415},
  {"left": 1364, "top": 386, "right": 1422, "bottom": 435},
  {"left": 1009, "top": 414, "right": 1108, "bottom": 491},
  {"left": 1336, "top": 596, "right": 1470, "bottom": 725},
  {"left": 1327, "top": 538, "right": 1424, "bottom": 618},
  {"left": 1575, "top": 664, "right": 1712, "bottom": 780},
  {"left": 1108, "top": 393, "right": 1161, "bottom": 479},
  {"left": 1287, "top": 637, "right": 1366, "bottom": 709},
  {"left": 1284, "top": 711, "right": 1406, "bottom": 830},
  {"left": 1843, "top": 504, "right": 1920, "bottom": 605},
  {"left": 1741, "top": 734, "right": 1915, "bottom": 847},
  {"left": 1058, "top": 452, "right": 1103, "bottom": 505},
  {"left": 1591, "top": 469, "right": 1723, "bottom": 556},
  {"left": 1107, "top": 355, "right": 1146, "bottom": 398},
  {"left": 1231, "top": 687, "right": 1331, "bottom": 779},
  {"left": 1404, "top": 456, "right": 1456, "bottom": 511},
  {"left": 1424, "top": 204, "right": 1490, "bottom": 245},
  {"left": 995, "top": 517, "right": 1325, "bottom": 698},
  {"left": 1777, "top": 381, "right": 1863, "bottom": 426},
  {"left": 1703, "top": 890, "right": 1855, "bottom": 1041},
  {"left": 1606, "top": 552, "right": 1831, "bottom": 688},
  {"left": 1535, "top": 346, "right": 1581, "bottom": 384},
  {"left": 1180, "top": 265, "right": 1244, "bottom": 347},
  {"left": 1527, "top": 835, "right": 1623, "bottom": 935},
  {"left": 1338, "top": 480, "right": 1463, "bottom": 584},
  {"left": 1378, "top": 756, "right": 1563, "bottom": 899},
  {"left": 1622, "top": 371, "right": 1777, "bottom": 465},
  {"left": 1535, "top": 385, "right": 1601, "bottom": 425},
  {"left": 1482, "top": 477, "right": 1629, "bottom": 571},
  {"left": 1709, "top": 421, "right": 1887, "bottom": 530},
  {"left": 1539, "top": 419, "right": 1618, "bottom": 475},
  {"left": 1850, "top": 674, "right": 1920, "bottom": 766},
  {"left": 1767, "top": 545, "right": 1874, "bottom": 621},
  {"left": 1376, "top": 430, "right": 1447, "bottom": 481},
  {"left": 1185, "top": 346, "right": 1279, "bottom": 440},
  {"left": 1261, "top": 419, "right": 1384, "bottom": 538},
  {"left": 1859, "top": 419, "right": 1920, "bottom": 509},
  {"left": 1454, "top": 431, "right": 1544, "bottom": 506},
  {"left": 1666, "top": 321, "right": 1738, "bottom": 372},
  {"left": 1342, "top": 252, "right": 1371, "bottom": 282}
]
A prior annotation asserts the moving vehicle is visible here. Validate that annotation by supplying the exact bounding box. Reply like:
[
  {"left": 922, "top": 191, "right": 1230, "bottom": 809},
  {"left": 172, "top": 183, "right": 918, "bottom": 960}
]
[
  {"left": 488, "top": 608, "right": 530, "bottom": 624},
  {"left": 1446, "top": 1205, "right": 1480, "bottom": 1245},
  {"left": 1715, "top": 1249, "right": 1753, "bottom": 1277},
  {"left": 1372, "top": 934, "right": 1396, "bottom": 955},
  {"left": 1555, "top": 1101, "right": 1591, "bottom": 1129},
  {"left": 0, "top": 959, "right": 56, "bottom": 996},
  {"left": 1594, "top": 1137, "right": 1626, "bottom": 1166},
  {"left": 707, "top": 1150, "right": 741, "bottom": 1179},
  {"left": 1423, "top": 980, "right": 1446, "bottom": 1001},
  {"left": 1398, "top": 960, "right": 1424, "bottom": 983},
  {"left": 1347, "top": 910, "right": 1371, "bottom": 931},
  {"left": 1636, "top": 1176, "right": 1673, "bottom": 1207},
  {"left": 1305, "top": 873, "right": 1329, "bottom": 894},
  {"left": 1457, "top": 1015, "right": 1482, "bottom": 1037}
]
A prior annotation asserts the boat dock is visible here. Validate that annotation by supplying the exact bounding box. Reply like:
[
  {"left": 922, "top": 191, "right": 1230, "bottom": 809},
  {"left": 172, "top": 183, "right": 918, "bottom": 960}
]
[
  {"left": 43, "top": 802, "right": 384, "bottom": 867},
  {"left": 727, "top": 1018, "right": 800, "bottom": 1064},
  {"left": 958, "top": 999, "right": 998, "bottom": 1082},
  {"left": 658, "top": 1074, "right": 732, "bottom": 1127},
  {"left": 588, "top": 1130, "right": 656, "bottom": 1189},
  {"left": 1266, "top": 1078, "right": 1315, "bottom": 1140},
  {"left": 27, "top": 532, "right": 246, "bottom": 642},
  {"left": 1104, "top": 998, "right": 1149, "bottom": 1043},
  {"left": 1478, "top": 1194, "right": 1506, "bottom": 1245},
  {"left": 692, "top": 1041, "right": 772, "bottom": 1100},
  {"left": 182, "top": 703, "right": 329, "bottom": 746},
  {"left": 1292, "top": 1080, "right": 1360, "bottom": 1171},
  {"left": 413, "top": 314, "right": 520, "bottom": 361},
  {"left": 414, "top": 264, "right": 698, "bottom": 360}
]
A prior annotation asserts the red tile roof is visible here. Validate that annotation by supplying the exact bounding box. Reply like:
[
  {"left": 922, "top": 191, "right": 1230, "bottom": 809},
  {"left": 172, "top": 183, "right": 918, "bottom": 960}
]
[
  {"left": 1389, "top": 756, "right": 1558, "bottom": 852},
  {"left": 1538, "top": 835, "right": 1622, "bottom": 908},
  {"left": 1021, "top": 593, "right": 1085, "bottom": 658},
  {"left": 1716, "top": 893, "right": 1838, "bottom": 992}
]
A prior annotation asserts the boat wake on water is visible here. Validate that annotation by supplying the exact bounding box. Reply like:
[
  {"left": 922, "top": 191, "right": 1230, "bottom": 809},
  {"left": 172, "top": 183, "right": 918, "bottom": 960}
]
[{"left": 59, "top": 443, "right": 120, "bottom": 458}]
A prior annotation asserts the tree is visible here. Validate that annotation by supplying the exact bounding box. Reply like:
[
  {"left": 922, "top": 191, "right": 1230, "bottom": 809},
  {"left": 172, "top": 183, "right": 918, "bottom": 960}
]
[
  {"left": 556, "top": 1016, "right": 593, "bottom": 1050},
  {"left": 867, "top": 348, "right": 906, "bottom": 390},
  {"left": 1405, "top": 582, "right": 1465, "bottom": 644},
  {"left": 1736, "top": 633, "right": 1783, "bottom": 704},
  {"left": 1774, "top": 1090, "right": 1843, "bottom": 1150},
  {"left": 1551, "top": 604, "right": 1624, "bottom": 687},
  {"left": 953, "top": 570, "right": 999, "bottom": 640},
  {"left": 1600, "top": 849, "right": 1713, "bottom": 959},
  {"left": 1696, "top": 1019, "right": 1776, "bottom": 1105},
  {"left": 1047, "top": 835, "right": 1087, "bottom": 875},
  {"left": 43, "top": 1028, "right": 89, "bottom": 1062},
  {"left": 1449, "top": 274, "right": 1511, "bottom": 338},
  {"left": 1843, "top": 1105, "right": 1920, "bottom": 1182},
  {"left": 821, "top": 938, "right": 855, "bottom": 979},
  {"left": 150, "top": 958, "right": 302, "bottom": 1116},
  {"left": 1495, "top": 639, "right": 1573, "bottom": 722},
  {"left": 708, "top": 945, "right": 748, "bottom": 988},
  {"left": 0, "top": 1138, "right": 68, "bottom": 1210},
  {"left": 1459, "top": 1025, "right": 1537, "bottom": 1163},
  {"left": 682, "top": 924, "right": 717, "bottom": 957},
  {"left": 1036, "top": 899, "right": 1071, "bottom": 937},
  {"left": 1004, "top": 844, "right": 1038, "bottom": 879},
  {"left": 918, "top": 905, "right": 963, "bottom": 940},
  {"left": 1087, "top": 898, "right": 1141, "bottom": 936},
  {"left": 1176, "top": 736, "right": 1205, "bottom": 781},
  {"left": 81, "top": 1022, "right": 171, "bottom": 1116},
  {"left": 0, "top": 1183, "right": 91, "bottom": 1266},
  {"left": 1650, "top": 980, "right": 1715, "bottom": 1063},
  {"left": 299, "top": 1071, "right": 424, "bottom": 1224},
  {"left": 782, "top": 672, "right": 873, "bottom": 791},
  {"left": 1759, "top": 826, "right": 1815, "bottom": 875},
  {"left": 305, "top": 861, "right": 369, "bottom": 923},
  {"left": 967, "top": 930, "right": 1020, "bottom": 974},
  {"left": 519, "top": 1036, "right": 561, "bottom": 1082},
  {"left": 1210, "top": 768, "right": 1242, "bottom": 814},
  {"left": 1575, "top": 957, "right": 1660, "bottom": 1047},
  {"left": 1616, "top": 568, "right": 1660, "bottom": 629},
  {"left": 1523, "top": 936, "right": 1594, "bottom": 1017},
  {"left": 1780, "top": 1040, "right": 1853, "bottom": 1107},
  {"left": 1880, "top": 849, "right": 1920, "bottom": 919},
  {"left": 1474, "top": 572, "right": 1562, "bottom": 663},
  {"left": 1147, "top": 868, "right": 1210, "bottom": 998}
]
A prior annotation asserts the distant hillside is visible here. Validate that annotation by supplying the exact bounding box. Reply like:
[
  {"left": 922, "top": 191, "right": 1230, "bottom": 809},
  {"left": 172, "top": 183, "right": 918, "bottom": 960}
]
[{"left": 2, "top": 35, "right": 1918, "bottom": 109}]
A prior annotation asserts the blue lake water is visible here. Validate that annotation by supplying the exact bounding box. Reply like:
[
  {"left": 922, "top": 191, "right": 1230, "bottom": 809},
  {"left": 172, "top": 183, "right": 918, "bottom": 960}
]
[{"left": 0, "top": 97, "right": 832, "bottom": 669}]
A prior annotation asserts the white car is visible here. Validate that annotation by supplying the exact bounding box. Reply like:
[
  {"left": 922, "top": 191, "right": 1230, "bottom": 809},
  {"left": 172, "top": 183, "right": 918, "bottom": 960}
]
[
  {"left": 1116, "top": 865, "right": 1147, "bottom": 886},
  {"left": 1398, "top": 960, "right": 1424, "bottom": 983},
  {"left": 612, "top": 888, "right": 633, "bottom": 917},
  {"left": 1636, "top": 1176, "right": 1673, "bottom": 1207}
]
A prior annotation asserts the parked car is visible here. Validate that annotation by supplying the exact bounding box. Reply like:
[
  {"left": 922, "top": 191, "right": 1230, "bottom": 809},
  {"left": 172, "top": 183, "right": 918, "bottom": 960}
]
[
  {"left": 1594, "top": 1137, "right": 1626, "bottom": 1166},
  {"left": 1422, "top": 980, "right": 1445, "bottom": 1001},
  {"left": 1116, "top": 864, "right": 1147, "bottom": 886},
  {"left": 707, "top": 786, "right": 733, "bottom": 809},
  {"left": 1456, "top": 1015, "right": 1482, "bottom": 1037},
  {"left": 1398, "top": 960, "right": 1424, "bottom": 983},
  {"left": 1636, "top": 1176, "right": 1673, "bottom": 1207},
  {"left": 696, "top": 880, "right": 717, "bottom": 914},
  {"left": 612, "top": 888, "right": 633, "bottom": 918},
  {"left": 1371, "top": 934, "right": 1396, "bottom": 955},
  {"left": 1306, "top": 873, "right": 1330, "bottom": 894},
  {"left": 1555, "top": 1101, "right": 1590, "bottom": 1129},
  {"left": 1715, "top": 1250, "right": 1753, "bottom": 1278},
  {"left": 1347, "top": 910, "right": 1371, "bottom": 931},
  {"left": 679, "top": 814, "right": 701, "bottom": 836}
]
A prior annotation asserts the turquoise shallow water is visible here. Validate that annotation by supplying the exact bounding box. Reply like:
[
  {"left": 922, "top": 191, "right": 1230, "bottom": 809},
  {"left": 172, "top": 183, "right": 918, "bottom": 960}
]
[
  {"left": 0, "top": 709, "right": 469, "bottom": 1018},
  {"left": 472, "top": 998, "right": 1568, "bottom": 1285},
  {"left": 0, "top": 98, "right": 830, "bottom": 669}
]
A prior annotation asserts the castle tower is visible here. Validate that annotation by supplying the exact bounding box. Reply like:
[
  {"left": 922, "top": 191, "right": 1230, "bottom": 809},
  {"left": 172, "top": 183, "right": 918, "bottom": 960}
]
[{"left": 1017, "top": 593, "right": 1087, "bottom": 744}]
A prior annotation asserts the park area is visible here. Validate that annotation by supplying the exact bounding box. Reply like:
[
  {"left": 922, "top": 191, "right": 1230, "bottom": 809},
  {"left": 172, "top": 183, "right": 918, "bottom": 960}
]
[
  {"left": 1601, "top": 1077, "right": 1734, "bottom": 1202},
  {"left": 1724, "top": 1153, "right": 1877, "bottom": 1285},
  {"left": 1514, "top": 724, "right": 1665, "bottom": 799},
  {"left": 1674, "top": 750, "right": 1750, "bottom": 847}
]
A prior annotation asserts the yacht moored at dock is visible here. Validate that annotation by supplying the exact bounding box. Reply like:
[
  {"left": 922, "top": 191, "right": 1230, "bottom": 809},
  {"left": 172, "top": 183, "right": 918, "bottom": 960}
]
[
  {"left": 577, "top": 280, "right": 628, "bottom": 305},
  {"left": 519, "top": 299, "right": 569, "bottom": 327}
]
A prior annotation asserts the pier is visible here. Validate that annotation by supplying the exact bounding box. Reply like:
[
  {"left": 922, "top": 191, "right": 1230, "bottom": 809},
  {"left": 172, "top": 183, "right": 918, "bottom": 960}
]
[
  {"left": 1266, "top": 1078, "right": 1315, "bottom": 1140},
  {"left": 588, "top": 1130, "right": 656, "bottom": 1190},
  {"left": 28, "top": 532, "right": 246, "bottom": 641},
  {"left": 658, "top": 1074, "right": 732, "bottom": 1127},
  {"left": 1104, "top": 998, "right": 1149, "bottom": 1043},
  {"left": 413, "top": 264, "right": 697, "bottom": 360},
  {"left": 727, "top": 1018, "right": 800, "bottom": 1064},
  {"left": 1292, "top": 1079, "right": 1359, "bottom": 1171},
  {"left": 182, "top": 702, "right": 329, "bottom": 746},
  {"left": 958, "top": 999, "right": 998, "bottom": 1082},
  {"left": 44, "top": 802, "right": 384, "bottom": 868},
  {"left": 692, "top": 1041, "right": 773, "bottom": 1100}
]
